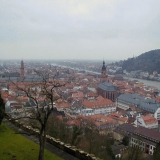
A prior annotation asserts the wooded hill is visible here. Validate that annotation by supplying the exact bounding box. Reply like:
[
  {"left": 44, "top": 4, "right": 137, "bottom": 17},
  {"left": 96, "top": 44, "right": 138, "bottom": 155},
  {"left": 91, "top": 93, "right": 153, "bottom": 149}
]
[{"left": 122, "top": 49, "right": 160, "bottom": 74}]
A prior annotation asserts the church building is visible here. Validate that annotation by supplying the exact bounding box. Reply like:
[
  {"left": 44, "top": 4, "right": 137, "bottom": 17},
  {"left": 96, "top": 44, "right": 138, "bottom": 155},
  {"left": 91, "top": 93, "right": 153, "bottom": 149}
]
[
  {"left": 97, "top": 61, "right": 118, "bottom": 102},
  {"left": 100, "top": 61, "right": 108, "bottom": 82}
]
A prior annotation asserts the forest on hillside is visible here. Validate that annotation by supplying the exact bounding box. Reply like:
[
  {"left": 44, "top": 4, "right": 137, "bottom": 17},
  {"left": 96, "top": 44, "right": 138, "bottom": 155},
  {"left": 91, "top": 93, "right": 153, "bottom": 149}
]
[{"left": 122, "top": 49, "right": 160, "bottom": 74}]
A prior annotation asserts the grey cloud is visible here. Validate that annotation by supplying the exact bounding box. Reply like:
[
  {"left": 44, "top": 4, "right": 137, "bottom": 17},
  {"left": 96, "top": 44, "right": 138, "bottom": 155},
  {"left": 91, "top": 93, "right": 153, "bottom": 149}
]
[{"left": 0, "top": 0, "right": 160, "bottom": 60}]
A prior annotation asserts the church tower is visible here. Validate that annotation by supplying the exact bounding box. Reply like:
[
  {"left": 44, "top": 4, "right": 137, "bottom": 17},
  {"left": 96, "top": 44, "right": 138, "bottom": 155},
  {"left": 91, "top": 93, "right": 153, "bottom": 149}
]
[
  {"left": 20, "top": 60, "right": 24, "bottom": 81},
  {"left": 101, "top": 61, "right": 108, "bottom": 82},
  {"left": 101, "top": 61, "right": 107, "bottom": 78}
]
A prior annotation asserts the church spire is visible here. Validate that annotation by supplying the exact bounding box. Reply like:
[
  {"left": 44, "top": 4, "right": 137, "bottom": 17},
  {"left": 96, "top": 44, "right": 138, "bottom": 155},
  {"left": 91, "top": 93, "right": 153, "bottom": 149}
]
[
  {"left": 101, "top": 60, "right": 108, "bottom": 82},
  {"left": 102, "top": 60, "right": 106, "bottom": 71}
]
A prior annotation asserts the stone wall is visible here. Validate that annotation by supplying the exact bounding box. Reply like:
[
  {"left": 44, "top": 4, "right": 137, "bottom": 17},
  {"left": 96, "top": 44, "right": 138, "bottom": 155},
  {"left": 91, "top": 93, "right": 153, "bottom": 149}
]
[{"left": 8, "top": 118, "right": 101, "bottom": 160}]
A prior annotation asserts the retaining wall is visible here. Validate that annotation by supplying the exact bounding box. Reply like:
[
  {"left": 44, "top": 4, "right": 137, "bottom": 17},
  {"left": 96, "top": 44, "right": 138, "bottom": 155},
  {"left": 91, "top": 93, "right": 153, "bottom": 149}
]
[{"left": 8, "top": 118, "right": 101, "bottom": 160}]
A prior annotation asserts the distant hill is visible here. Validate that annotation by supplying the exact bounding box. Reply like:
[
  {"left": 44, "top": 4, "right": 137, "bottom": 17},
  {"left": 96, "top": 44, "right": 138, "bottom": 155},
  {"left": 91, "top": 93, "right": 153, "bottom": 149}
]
[{"left": 122, "top": 49, "right": 160, "bottom": 74}]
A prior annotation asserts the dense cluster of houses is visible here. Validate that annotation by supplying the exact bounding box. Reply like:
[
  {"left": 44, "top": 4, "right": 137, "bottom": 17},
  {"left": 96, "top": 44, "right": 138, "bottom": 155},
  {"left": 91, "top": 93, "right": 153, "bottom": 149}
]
[{"left": 1, "top": 60, "right": 160, "bottom": 157}]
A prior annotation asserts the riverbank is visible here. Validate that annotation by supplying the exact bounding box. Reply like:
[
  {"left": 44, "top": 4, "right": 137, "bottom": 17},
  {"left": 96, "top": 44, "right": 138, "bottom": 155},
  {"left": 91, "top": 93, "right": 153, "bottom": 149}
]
[
  {"left": 123, "top": 76, "right": 160, "bottom": 90},
  {"left": 52, "top": 63, "right": 160, "bottom": 90}
]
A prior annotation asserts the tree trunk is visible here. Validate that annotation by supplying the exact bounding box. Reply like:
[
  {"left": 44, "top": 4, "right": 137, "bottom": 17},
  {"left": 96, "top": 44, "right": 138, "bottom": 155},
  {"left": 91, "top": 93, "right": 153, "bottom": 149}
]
[{"left": 38, "top": 127, "right": 46, "bottom": 160}]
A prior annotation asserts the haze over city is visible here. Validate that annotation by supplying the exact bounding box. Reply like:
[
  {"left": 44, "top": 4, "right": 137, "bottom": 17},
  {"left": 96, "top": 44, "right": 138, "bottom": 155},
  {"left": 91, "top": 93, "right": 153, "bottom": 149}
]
[
  {"left": 1, "top": 1, "right": 160, "bottom": 159},
  {"left": 0, "top": 0, "right": 160, "bottom": 60}
]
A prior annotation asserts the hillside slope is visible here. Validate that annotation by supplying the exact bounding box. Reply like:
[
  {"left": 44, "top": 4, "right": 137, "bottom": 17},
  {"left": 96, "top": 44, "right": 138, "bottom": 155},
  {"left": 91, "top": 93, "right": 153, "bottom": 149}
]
[{"left": 122, "top": 49, "right": 160, "bottom": 74}]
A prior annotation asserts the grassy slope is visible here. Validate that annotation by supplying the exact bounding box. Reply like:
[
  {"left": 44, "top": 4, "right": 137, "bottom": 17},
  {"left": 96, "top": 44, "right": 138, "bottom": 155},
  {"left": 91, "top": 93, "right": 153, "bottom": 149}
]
[{"left": 0, "top": 123, "right": 63, "bottom": 160}]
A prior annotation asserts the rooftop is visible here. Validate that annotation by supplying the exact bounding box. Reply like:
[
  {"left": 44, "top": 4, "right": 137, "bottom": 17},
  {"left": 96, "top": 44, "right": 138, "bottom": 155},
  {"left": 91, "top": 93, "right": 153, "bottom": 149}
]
[
  {"left": 117, "top": 93, "right": 160, "bottom": 112},
  {"left": 98, "top": 82, "right": 116, "bottom": 92},
  {"left": 115, "top": 123, "right": 160, "bottom": 142},
  {"left": 82, "top": 96, "right": 114, "bottom": 108}
]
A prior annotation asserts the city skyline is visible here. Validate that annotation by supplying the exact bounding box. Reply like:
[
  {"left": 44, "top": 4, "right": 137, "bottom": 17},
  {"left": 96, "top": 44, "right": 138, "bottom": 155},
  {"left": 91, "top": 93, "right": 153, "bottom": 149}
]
[{"left": 0, "top": 0, "right": 160, "bottom": 60}]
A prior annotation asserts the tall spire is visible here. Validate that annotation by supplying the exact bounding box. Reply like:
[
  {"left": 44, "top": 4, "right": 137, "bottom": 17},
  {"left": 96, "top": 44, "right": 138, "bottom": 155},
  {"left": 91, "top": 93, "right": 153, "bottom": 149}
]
[
  {"left": 102, "top": 60, "right": 106, "bottom": 71},
  {"left": 101, "top": 60, "right": 107, "bottom": 82}
]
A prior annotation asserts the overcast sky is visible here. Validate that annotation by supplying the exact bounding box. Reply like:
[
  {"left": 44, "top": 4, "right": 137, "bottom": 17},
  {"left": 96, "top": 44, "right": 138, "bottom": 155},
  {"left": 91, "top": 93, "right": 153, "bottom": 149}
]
[{"left": 0, "top": 0, "right": 160, "bottom": 61}]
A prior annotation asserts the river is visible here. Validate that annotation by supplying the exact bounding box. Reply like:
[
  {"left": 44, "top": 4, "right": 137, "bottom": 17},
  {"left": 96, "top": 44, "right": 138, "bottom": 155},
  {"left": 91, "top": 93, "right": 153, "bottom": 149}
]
[
  {"left": 52, "top": 63, "right": 160, "bottom": 90},
  {"left": 124, "top": 77, "right": 160, "bottom": 90}
]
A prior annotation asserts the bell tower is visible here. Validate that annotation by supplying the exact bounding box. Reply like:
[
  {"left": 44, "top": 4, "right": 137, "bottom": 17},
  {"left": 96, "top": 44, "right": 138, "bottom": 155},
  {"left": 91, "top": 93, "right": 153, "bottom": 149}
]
[
  {"left": 101, "top": 61, "right": 107, "bottom": 78},
  {"left": 101, "top": 61, "right": 108, "bottom": 82}
]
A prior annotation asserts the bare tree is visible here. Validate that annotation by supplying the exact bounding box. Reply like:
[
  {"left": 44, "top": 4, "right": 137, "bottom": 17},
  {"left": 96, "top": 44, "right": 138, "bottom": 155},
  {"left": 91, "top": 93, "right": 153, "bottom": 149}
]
[{"left": 9, "top": 71, "right": 68, "bottom": 160}]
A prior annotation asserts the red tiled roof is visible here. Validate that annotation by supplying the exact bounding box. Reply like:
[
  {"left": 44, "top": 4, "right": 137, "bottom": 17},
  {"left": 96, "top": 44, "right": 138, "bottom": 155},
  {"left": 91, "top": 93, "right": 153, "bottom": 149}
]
[
  {"left": 83, "top": 96, "right": 114, "bottom": 108},
  {"left": 87, "top": 114, "right": 117, "bottom": 127},
  {"left": 17, "top": 96, "right": 29, "bottom": 102},
  {"left": 70, "top": 90, "right": 77, "bottom": 93},
  {"left": 56, "top": 102, "right": 71, "bottom": 109},
  {"left": 142, "top": 114, "right": 158, "bottom": 125},
  {"left": 156, "top": 96, "right": 160, "bottom": 103},
  {"left": 109, "top": 112, "right": 122, "bottom": 118},
  {"left": 118, "top": 117, "right": 128, "bottom": 123},
  {"left": 86, "top": 92, "right": 98, "bottom": 97},
  {"left": 109, "top": 112, "right": 128, "bottom": 123},
  {"left": 72, "top": 92, "right": 84, "bottom": 98}
]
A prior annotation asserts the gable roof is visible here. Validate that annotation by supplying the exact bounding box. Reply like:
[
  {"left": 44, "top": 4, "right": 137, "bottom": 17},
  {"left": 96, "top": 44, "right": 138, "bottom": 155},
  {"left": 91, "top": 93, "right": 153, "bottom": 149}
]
[
  {"left": 142, "top": 114, "right": 158, "bottom": 125},
  {"left": 117, "top": 93, "right": 160, "bottom": 113},
  {"left": 82, "top": 96, "right": 114, "bottom": 108},
  {"left": 98, "top": 82, "right": 117, "bottom": 92},
  {"left": 86, "top": 114, "right": 117, "bottom": 127},
  {"left": 115, "top": 123, "right": 160, "bottom": 142},
  {"left": 56, "top": 103, "right": 71, "bottom": 109}
]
